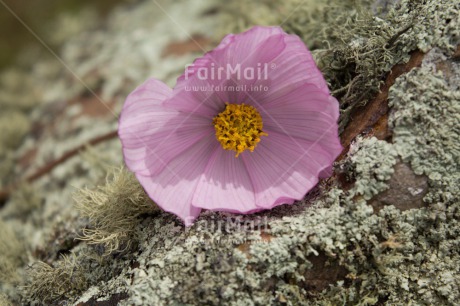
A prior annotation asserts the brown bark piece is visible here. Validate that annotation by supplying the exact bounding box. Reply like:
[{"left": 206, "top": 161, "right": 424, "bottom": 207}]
[{"left": 340, "top": 50, "right": 426, "bottom": 150}]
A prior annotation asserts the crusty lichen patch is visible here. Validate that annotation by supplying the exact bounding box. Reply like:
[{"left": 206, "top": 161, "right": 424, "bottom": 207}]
[
  {"left": 347, "top": 136, "right": 398, "bottom": 200},
  {"left": 389, "top": 50, "right": 460, "bottom": 206},
  {"left": 312, "top": 47, "right": 460, "bottom": 305}
]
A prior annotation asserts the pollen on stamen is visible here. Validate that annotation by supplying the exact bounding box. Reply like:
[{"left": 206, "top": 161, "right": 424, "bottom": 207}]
[{"left": 213, "top": 103, "right": 268, "bottom": 157}]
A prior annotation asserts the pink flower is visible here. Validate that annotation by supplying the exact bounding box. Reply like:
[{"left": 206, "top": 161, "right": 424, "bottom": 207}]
[{"left": 118, "top": 26, "right": 342, "bottom": 226}]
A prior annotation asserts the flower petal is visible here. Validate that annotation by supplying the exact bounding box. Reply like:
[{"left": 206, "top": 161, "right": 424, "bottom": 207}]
[
  {"left": 243, "top": 131, "right": 337, "bottom": 209},
  {"left": 136, "top": 136, "right": 219, "bottom": 226},
  {"left": 119, "top": 26, "right": 343, "bottom": 226},
  {"left": 259, "top": 83, "right": 341, "bottom": 155},
  {"left": 119, "top": 78, "right": 214, "bottom": 177},
  {"left": 318, "top": 165, "right": 334, "bottom": 179},
  {"left": 164, "top": 26, "right": 287, "bottom": 116},
  {"left": 241, "top": 84, "right": 342, "bottom": 208},
  {"left": 176, "top": 26, "right": 285, "bottom": 85},
  {"left": 250, "top": 32, "right": 330, "bottom": 102},
  {"left": 192, "top": 148, "right": 257, "bottom": 213}
]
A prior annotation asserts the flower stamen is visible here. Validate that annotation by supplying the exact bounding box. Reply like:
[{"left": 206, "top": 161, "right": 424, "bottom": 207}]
[{"left": 213, "top": 103, "right": 268, "bottom": 157}]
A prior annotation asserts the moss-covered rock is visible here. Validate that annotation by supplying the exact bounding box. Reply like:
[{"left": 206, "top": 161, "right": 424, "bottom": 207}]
[{"left": 0, "top": 0, "right": 459, "bottom": 305}]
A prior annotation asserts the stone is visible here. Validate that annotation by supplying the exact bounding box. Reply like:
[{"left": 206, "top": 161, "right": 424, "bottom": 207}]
[{"left": 369, "top": 162, "right": 428, "bottom": 213}]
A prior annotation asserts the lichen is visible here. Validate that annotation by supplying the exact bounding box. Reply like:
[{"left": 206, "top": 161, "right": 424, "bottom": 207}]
[
  {"left": 0, "top": 152, "right": 14, "bottom": 189},
  {"left": 0, "top": 110, "right": 31, "bottom": 187},
  {"left": 0, "top": 68, "right": 42, "bottom": 112},
  {"left": 74, "top": 166, "right": 159, "bottom": 255},
  {"left": 286, "top": 0, "right": 459, "bottom": 131},
  {"left": 23, "top": 243, "right": 133, "bottom": 305},
  {"left": 0, "top": 219, "right": 27, "bottom": 283},
  {"left": 2, "top": 185, "right": 43, "bottom": 221},
  {"left": 216, "top": 0, "right": 284, "bottom": 35},
  {"left": 348, "top": 137, "right": 398, "bottom": 200},
  {"left": 310, "top": 48, "right": 460, "bottom": 305},
  {"left": 0, "top": 293, "right": 13, "bottom": 306},
  {"left": 389, "top": 50, "right": 460, "bottom": 206},
  {"left": 23, "top": 254, "right": 87, "bottom": 304},
  {"left": 1, "top": 0, "right": 459, "bottom": 305},
  {"left": 0, "top": 111, "right": 30, "bottom": 153}
]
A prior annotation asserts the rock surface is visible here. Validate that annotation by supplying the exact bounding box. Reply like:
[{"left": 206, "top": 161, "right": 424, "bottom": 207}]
[{"left": 369, "top": 162, "right": 429, "bottom": 213}]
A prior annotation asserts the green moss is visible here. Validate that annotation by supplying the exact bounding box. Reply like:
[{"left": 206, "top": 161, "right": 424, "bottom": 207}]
[{"left": 74, "top": 166, "right": 159, "bottom": 255}]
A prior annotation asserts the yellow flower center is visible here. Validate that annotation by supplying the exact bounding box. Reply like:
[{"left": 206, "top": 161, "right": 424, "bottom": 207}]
[{"left": 213, "top": 103, "right": 268, "bottom": 157}]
